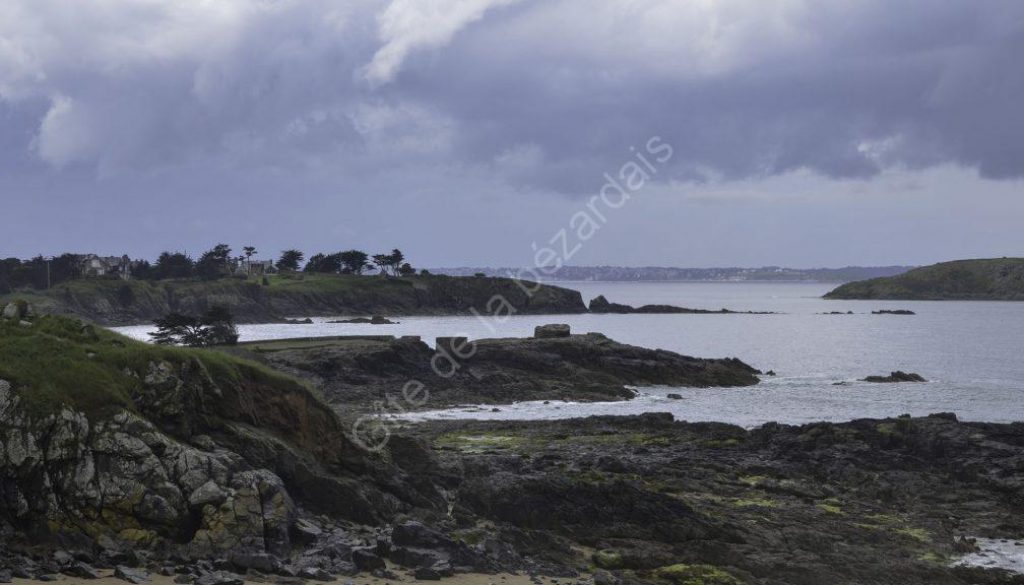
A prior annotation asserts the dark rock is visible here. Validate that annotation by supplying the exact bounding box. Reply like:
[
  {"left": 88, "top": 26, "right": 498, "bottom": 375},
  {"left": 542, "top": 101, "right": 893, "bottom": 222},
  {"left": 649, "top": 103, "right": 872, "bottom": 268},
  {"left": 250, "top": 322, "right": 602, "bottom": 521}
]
[
  {"left": 228, "top": 553, "right": 280, "bottom": 574},
  {"left": 37, "top": 575, "right": 58, "bottom": 582},
  {"left": 291, "top": 518, "right": 324, "bottom": 544},
  {"left": 872, "top": 309, "right": 916, "bottom": 315},
  {"left": 212, "top": 559, "right": 233, "bottom": 571},
  {"left": 328, "top": 316, "right": 398, "bottom": 325},
  {"left": 593, "top": 571, "right": 618, "bottom": 585},
  {"left": 351, "top": 548, "right": 386, "bottom": 572},
  {"left": 298, "top": 567, "right": 333, "bottom": 582},
  {"left": 412, "top": 566, "right": 445, "bottom": 581},
  {"left": 390, "top": 547, "right": 449, "bottom": 569},
  {"left": 589, "top": 295, "right": 773, "bottom": 315},
  {"left": 534, "top": 324, "right": 571, "bottom": 339},
  {"left": 861, "top": 371, "right": 927, "bottom": 383},
  {"left": 195, "top": 572, "right": 245, "bottom": 585},
  {"left": 666, "top": 393, "right": 683, "bottom": 400},
  {"left": 173, "top": 575, "right": 194, "bottom": 584},
  {"left": 64, "top": 562, "right": 101, "bottom": 579},
  {"left": 115, "top": 566, "right": 151, "bottom": 584},
  {"left": 53, "top": 551, "right": 74, "bottom": 568},
  {"left": 371, "top": 568, "right": 400, "bottom": 580},
  {"left": 392, "top": 521, "right": 455, "bottom": 549},
  {"left": 0, "top": 570, "right": 12, "bottom": 584},
  {"left": 256, "top": 329, "right": 761, "bottom": 410},
  {"left": 588, "top": 296, "right": 632, "bottom": 314}
]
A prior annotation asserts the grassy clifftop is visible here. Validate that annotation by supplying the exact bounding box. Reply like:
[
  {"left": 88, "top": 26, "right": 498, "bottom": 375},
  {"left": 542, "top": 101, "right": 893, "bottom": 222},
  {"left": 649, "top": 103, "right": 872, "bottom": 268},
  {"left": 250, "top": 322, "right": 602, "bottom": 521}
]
[
  {"left": 825, "top": 258, "right": 1024, "bottom": 300},
  {"left": 0, "top": 314, "right": 313, "bottom": 420},
  {"left": 2, "top": 273, "right": 586, "bottom": 325}
]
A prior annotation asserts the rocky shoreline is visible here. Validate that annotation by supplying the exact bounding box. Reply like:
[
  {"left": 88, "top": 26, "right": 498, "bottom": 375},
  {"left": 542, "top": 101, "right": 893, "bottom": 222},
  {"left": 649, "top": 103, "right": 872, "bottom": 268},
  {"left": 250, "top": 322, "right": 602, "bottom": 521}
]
[
  {"left": 222, "top": 325, "right": 761, "bottom": 413},
  {"left": 3, "top": 316, "right": 1024, "bottom": 585}
]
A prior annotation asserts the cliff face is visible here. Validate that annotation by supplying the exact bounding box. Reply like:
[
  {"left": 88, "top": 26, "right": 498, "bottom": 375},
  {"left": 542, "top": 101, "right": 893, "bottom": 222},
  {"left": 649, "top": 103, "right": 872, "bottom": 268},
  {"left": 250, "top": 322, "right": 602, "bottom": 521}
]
[
  {"left": 825, "top": 258, "right": 1024, "bottom": 300},
  {"left": 10, "top": 274, "right": 586, "bottom": 326},
  {"left": 0, "top": 316, "right": 423, "bottom": 558}
]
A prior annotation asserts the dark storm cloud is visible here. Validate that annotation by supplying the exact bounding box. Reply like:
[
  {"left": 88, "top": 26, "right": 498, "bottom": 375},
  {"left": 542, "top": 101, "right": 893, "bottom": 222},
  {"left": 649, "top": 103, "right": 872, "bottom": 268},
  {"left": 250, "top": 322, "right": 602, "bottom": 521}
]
[{"left": 1, "top": 0, "right": 1021, "bottom": 189}]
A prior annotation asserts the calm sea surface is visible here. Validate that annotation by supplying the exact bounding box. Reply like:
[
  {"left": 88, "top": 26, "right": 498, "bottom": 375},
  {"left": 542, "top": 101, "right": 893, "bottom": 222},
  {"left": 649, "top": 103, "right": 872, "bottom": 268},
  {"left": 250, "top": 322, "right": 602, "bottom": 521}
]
[{"left": 114, "top": 281, "right": 1024, "bottom": 427}]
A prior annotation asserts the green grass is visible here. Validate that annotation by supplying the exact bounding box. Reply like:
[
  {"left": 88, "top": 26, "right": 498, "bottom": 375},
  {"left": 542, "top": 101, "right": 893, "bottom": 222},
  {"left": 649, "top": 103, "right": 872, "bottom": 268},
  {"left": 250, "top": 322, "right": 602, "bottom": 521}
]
[{"left": 0, "top": 314, "right": 306, "bottom": 419}]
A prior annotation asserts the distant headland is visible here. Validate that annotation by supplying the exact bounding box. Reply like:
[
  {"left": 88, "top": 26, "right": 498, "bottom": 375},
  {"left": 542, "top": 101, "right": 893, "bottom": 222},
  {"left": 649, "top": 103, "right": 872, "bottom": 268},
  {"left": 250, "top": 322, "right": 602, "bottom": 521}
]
[{"left": 825, "top": 258, "right": 1024, "bottom": 300}]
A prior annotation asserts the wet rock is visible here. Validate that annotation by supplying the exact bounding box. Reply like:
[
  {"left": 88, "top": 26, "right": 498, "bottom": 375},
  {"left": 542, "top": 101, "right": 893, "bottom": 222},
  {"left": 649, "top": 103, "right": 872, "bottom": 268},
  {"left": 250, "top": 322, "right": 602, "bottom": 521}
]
[
  {"left": 0, "top": 570, "right": 12, "bottom": 584},
  {"left": 872, "top": 309, "right": 916, "bottom": 315},
  {"left": 666, "top": 393, "right": 683, "bottom": 400},
  {"left": 861, "top": 371, "right": 926, "bottom": 383}
]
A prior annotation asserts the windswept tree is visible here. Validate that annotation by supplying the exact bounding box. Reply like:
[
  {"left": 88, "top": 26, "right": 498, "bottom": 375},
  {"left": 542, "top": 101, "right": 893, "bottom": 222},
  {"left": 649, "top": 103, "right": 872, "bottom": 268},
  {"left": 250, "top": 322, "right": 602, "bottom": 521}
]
[
  {"left": 149, "top": 313, "right": 208, "bottom": 346},
  {"left": 339, "top": 250, "right": 370, "bottom": 274},
  {"left": 371, "top": 253, "right": 392, "bottom": 276},
  {"left": 276, "top": 249, "right": 304, "bottom": 272},
  {"left": 388, "top": 249, "right": 405, "bottom": 275},
  {"left": 398, "top": 263, "right": 416, "bottom": 277},
  {"left": 150, "top": 305, "right": 239, "bottom": 347},
  {"left": 196, "top": 244, "right": 232, "bottom": 280}
]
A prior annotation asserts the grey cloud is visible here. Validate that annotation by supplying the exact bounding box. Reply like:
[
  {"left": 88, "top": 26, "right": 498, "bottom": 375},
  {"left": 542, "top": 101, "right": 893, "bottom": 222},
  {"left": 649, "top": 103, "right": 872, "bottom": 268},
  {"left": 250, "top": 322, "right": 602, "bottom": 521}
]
[
  {"left": 1, "top": 0, "right": 1023, "bottom": 266},
  {"left": 1, "top": 0, "right": 1022, "bottom": 189}
]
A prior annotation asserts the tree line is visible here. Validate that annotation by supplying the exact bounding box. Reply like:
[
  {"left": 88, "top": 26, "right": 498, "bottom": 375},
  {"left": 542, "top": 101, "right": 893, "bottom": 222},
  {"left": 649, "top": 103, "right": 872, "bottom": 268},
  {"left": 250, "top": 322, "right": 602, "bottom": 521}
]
[{"left": 0, "top": 244, "right": 420, "bottom": 293}]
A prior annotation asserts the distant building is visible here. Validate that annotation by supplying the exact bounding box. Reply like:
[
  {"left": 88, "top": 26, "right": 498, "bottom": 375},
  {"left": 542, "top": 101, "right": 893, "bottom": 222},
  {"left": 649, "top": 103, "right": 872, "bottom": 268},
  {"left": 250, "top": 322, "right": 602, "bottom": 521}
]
[
  {"left": 232, "top": 259, "right": 277, "bottom": 276},
  {"left": 78, "top": 254, "right": 133, "bottom": 280}
]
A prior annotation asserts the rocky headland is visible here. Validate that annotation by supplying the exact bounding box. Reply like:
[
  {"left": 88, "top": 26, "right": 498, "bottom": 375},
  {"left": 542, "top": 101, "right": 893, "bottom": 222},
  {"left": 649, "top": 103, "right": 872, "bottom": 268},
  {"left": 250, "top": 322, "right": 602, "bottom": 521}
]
[
  {"left": 826, "top": 258, "right": 1024, "bottom": 301},
  {"left": 1, "top": 274, "right": 586, "bottom": 326},
  {"left": 223, "top": 324, "right": 761, "bottom": 413}
]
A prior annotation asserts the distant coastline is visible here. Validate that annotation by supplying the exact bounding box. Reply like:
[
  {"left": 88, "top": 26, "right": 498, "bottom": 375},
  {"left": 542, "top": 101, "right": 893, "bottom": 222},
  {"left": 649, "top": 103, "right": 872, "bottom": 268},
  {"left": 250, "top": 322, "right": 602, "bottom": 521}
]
[{"left": 430, "top": 265, "right": 914, "bottom": 283}]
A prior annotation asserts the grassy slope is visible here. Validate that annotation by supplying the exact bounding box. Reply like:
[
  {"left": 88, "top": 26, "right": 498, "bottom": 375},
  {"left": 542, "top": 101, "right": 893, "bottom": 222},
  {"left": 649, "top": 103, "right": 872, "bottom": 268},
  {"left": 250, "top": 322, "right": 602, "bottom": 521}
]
[
  {"left": 0, "top": 315, "right": 307, "bottom": 419},
  {"left": 825, "top": 258, "right": 1024, "bottom": 300}
]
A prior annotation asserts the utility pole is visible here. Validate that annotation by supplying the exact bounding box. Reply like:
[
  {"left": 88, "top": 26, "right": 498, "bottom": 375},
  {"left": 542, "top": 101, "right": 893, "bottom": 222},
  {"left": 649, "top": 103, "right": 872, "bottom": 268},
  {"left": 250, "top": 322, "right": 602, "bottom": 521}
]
[{"left": 45, "top": 256, "right": 53, "bottom": 289}]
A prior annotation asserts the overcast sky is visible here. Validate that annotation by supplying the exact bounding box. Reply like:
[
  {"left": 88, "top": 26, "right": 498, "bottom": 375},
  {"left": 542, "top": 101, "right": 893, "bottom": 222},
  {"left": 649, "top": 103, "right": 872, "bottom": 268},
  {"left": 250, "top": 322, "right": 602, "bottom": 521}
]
[{"left": 1, "top": 0, "right": 1022, "bottom": 268}]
